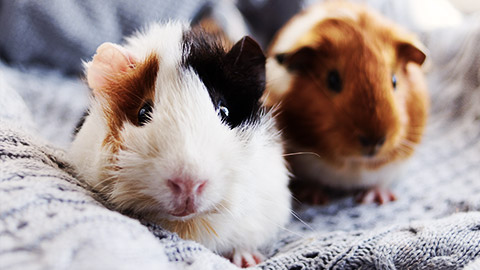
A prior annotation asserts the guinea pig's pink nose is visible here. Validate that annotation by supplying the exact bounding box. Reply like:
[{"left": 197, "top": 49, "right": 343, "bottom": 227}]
[
  {"left": 167, "top": 178, "right": 207, "bottom": 196},
  {"left": 167, "top": 178, "right": 207, "bottom": 217}
]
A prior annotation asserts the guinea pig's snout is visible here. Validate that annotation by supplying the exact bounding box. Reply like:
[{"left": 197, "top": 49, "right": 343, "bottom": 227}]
[
  {"left": 358, "top": 135, "right": 386, "bottom": 157},
  {"left": 167, "top": 178, "right": 207, "bottom": 217},
  {"left": 167, "top": 178, "right": 207, "bottom": 196}
]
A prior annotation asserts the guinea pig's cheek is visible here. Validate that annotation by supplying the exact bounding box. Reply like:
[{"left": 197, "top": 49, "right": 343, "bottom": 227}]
[{"left": 392, "top": 127, "right": 406, "bottom": 149}]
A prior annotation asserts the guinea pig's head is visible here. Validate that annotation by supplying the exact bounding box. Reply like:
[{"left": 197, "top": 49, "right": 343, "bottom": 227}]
[
  {"left": 84, "top": 24, "right": 270, "bottom": 230},
  {"left": 267, "top": 11, "right": 428, "bottom": 168}
]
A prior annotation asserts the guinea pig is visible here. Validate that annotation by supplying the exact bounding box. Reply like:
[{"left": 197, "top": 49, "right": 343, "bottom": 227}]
[
  {"left": 69, "top": 21, "right": 291, "bottom": 267},
  {"left": 264, "top": 1, "right": 429, "bottom": 204}
]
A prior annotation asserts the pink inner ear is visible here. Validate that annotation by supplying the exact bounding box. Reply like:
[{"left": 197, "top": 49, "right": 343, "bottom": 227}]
[{"left": 87, "top": 42, "right": 137, "bottom": 92}]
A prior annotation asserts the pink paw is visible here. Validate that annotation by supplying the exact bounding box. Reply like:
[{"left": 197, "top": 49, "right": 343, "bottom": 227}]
[
  {"left": 356, "top": 186, "right": 396, "bottom": 204},
  {"left": 230, "top": 250, "right": 265, "bottom": 268}
]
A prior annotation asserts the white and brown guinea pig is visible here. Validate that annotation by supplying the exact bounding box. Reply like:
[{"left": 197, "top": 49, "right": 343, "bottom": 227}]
[
  {"left": 69, "top": 21, "right": 291, "bottom": 267},
  {"left": 264, "top": 1, "right": 429, "bottom": 204}
]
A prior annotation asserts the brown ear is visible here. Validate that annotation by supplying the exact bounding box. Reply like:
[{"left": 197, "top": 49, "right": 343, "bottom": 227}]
[
  {"left": 275, "top": 46, "right": 317, "bottom": 72},
  {"left": 86, "top": 42, "right": 137, "bottom": 94},
  {"left": 397, "top": 40, "right": 427, "bottom": 65}
]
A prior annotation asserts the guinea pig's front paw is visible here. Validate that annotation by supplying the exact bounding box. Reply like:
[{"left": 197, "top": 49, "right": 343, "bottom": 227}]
[
  {"left": 229, "top": 249, "right": 265, "bottom": 268},
  {"left": 289, "top": 180, "right": 331, "bottom": 205},
  {"left": 356, "top": 186, "right": 396, "bottom": 204}
]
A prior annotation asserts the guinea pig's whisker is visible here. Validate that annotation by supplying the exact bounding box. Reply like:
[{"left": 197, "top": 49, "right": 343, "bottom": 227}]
[
  {"left": 89, "top": 174, "right": 117, "bottom": 193},
  {"left": 214, "top": 195, "right": 308, "bottom": 237},
  {"left": 290, "top": 194, "right": 302, "bottom": 205},
  {"left": 399, "top": 139, "right": 416, "bottom": 149},
  {"left": 283, "top": 151, "right": 322, "bottom": 159},
  {"left": 215, "top": 200, "right": 236, "bottom": 219},
  {"left": 398, "top": 139, "right": 416, "bottom": 149},
  {"left": 269, "top": 218, "right": 307, "bottom": 238},
  {"left": 200, "top": 218, "right": 218, "bottom": 237},
  {"left": 256, "top": 190, "right": 315, "bottom": 235},
  {"left": 263, "top": 210, "right": 310, "bottom": 237},
  {"left": 395, "top": 145, "right": 413, "bottom": 157},
  {"left": 290, "top": 210, "right": 315, "bottom": 234},
  {"left": 395, "top": 144, "right": 410, "bottom": 154}
]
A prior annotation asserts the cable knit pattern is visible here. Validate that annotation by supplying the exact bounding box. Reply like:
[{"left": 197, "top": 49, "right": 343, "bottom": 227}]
[
  {"left": 2, "top": 118, "right": 480, "bottom": 269},
  {"left": 0, "top": 122, "right": 237, "bottom": 270}
]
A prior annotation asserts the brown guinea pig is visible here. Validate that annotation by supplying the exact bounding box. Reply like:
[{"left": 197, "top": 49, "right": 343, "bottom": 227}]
[{"left": 264, "top": 1, "right": 429, "bottom": 204}]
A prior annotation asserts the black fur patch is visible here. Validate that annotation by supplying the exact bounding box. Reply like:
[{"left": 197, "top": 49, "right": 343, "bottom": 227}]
[{"left": 182, "top": 27, "right": 266, "bottom": 128}]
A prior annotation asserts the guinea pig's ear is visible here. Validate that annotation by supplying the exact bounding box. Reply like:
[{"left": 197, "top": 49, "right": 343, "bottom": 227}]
[
  {"left": 275, "top": 46, "right": 317, "bottom": 72},
  {"left": 397, "top": 40, "right": 427, "bottom": 65},
  {"left": 86, "top": 42, "right": 137, "bottom": 93},
  {"left": 225, "top": 36, "right": 266, "bottom": 90}
]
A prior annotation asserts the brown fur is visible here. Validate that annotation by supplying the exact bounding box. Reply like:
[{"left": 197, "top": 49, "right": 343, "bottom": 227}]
[
  {"left": 266, "top": 2, "right": 429, "bottom": 171},
  {"left": 94, "top": 53, "right": 159, "bottom": 151}
]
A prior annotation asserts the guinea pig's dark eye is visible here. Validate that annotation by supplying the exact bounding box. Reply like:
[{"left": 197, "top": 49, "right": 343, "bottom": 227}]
[
  {"left": 327, "top": 70, "right": 342, "bottom": 93},
  {"left": 392, "top": 74, "right": 397, "bottom": 90},
  {"left": 275, "top": 53, "right": 286, "bottom": 65},
  {"left": 138, "top": 102, "right": 153, "bottom": 126}
]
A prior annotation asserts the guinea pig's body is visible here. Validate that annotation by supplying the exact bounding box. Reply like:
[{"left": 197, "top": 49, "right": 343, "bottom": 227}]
[
  {"left": 264, "top": 2, "right": 429, "bottom": 203},
  {"left": 69, "top": 22, "right": 291, "bottom": 266}
]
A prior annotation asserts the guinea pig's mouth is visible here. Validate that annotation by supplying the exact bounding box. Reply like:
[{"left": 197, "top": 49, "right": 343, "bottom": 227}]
[
  {"left": 126, "top": 208, "right": 209, "bottom": 223},
  {"left": 167, "top": 212, "right": 197, "bottom": 220},
  {"left": 117, "top": 200, "right": 216, "bottom": 223},
  {"left": 345, "top": 154, "right": 389, "bottom": 167},
  {"left": 166, "top": 208, "right": 218, "bottom": 221},
  {"left": 168, "top": 209, "right": 197, "bottom": 218},
  {"left": 166, "top": 195, "right": 209, "bottom": 219}
]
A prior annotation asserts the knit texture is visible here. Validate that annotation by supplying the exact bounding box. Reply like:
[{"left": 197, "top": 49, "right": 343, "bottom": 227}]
[{"left": 2, "top": 1, "right": 480, "bottom": 269}]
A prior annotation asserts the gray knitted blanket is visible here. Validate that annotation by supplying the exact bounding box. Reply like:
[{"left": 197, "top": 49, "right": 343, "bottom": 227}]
[{"left": 2, "top": 1, "right": 480, "bottom": 269}]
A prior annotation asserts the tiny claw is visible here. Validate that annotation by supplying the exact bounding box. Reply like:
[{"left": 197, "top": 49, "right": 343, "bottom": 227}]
[
  {"left": 230, "top": 250, "right": 265, "bottom": 268},
  {"left": 356, "top": 187, "right": 396, "bottom": 204}
]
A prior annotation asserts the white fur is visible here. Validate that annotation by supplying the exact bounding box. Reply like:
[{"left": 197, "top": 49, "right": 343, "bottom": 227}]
[
  {"left": 289, "top": 150, "right": 407, "bottom": 189},
  {"left": 264, "top": 57, "right": 294, "bottom": 105},
  {"left": 270, "top": 3, "right": 359, "bottom": 55},
  {"left": 69, "top": 104, "right": 109, "bottom": 185},
  {"left": 69, "top": 22, "right": 291, "bottom": 257}
]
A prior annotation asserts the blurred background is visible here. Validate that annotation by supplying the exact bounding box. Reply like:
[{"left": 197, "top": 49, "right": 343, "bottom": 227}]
[
  {"left": 1, "top": 0, "right": 480, "bottom": 147},
  {"left": 450, "top": 0, "right": 480, "bottom": 13}
]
